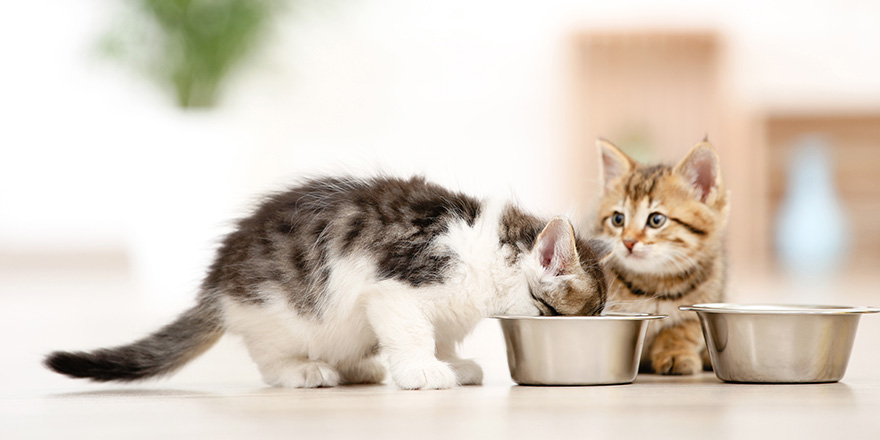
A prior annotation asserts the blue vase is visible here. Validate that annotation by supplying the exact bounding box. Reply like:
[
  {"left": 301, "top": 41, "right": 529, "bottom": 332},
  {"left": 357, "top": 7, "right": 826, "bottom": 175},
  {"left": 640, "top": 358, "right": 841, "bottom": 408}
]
[{"left": 774, "top": 135, "right": 849, "bottom": 279}]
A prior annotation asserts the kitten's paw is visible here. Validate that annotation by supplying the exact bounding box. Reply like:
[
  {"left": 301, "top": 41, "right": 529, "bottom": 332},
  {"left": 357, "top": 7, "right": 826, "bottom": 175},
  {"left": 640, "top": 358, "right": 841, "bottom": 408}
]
[
  {"left": 652, "top": 350, "right": 702, "bottom": 375},
  {"left": 390, "top": 360, "right": 457, "bottom": 390},
  {"left": 270, "top": 361, "right": 340, "bottom": 388},
  {"left": 340, "top": 358, "right": 387, "bottom": 385},
  {"left": 449, "top": 359, "right": 483, "bottom": 386}
]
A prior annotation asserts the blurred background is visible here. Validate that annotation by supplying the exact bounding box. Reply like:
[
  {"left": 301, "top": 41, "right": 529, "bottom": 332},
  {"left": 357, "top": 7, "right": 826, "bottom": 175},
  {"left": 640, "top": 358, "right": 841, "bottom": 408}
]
[{"left": 2, "top": 1, "right": 880, "bottom": 389}]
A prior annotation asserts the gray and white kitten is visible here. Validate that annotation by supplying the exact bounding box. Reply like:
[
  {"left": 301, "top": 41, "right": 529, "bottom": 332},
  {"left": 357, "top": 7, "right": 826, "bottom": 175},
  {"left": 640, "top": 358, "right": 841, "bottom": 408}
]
[{"left": 46, "top": 176, "right": 607, "bottom": 390}]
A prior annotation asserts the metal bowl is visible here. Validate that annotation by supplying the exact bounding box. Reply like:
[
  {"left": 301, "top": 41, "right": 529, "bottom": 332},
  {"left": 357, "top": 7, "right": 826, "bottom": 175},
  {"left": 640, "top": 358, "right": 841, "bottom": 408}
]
[
  {"left": 680, "top": 303, "right": 880, "bottom": 384},
  {"left": 495, "top": 313, "right": 667, "bottom": 386}
]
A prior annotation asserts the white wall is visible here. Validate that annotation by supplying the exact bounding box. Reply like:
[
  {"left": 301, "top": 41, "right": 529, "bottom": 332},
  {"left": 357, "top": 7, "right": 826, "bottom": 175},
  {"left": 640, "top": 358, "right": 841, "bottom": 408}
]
[{"left": 2, "top": 0, "right": 880, "bottom": 299}]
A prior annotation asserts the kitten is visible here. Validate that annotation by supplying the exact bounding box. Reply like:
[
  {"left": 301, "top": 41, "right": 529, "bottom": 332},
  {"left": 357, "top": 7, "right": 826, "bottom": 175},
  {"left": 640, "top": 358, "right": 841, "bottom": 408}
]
[
  {"left": 594, "top": 139, "right": 729, "bottom": 375},
  {"left": 46, "top": 175, "right": 607, "bottom": 390}
]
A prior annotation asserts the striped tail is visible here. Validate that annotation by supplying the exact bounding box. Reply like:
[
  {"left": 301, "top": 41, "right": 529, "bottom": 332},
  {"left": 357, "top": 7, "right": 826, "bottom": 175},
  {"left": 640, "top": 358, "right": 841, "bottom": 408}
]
[{"left": 44, "top": 301, "right": 224, "bottom": 382}]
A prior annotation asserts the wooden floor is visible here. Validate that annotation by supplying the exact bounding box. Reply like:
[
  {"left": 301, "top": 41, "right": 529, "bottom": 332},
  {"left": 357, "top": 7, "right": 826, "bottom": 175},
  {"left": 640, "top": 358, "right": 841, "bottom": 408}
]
[{"left": 2, "top": 266, "right": 879, "bottom": 439}]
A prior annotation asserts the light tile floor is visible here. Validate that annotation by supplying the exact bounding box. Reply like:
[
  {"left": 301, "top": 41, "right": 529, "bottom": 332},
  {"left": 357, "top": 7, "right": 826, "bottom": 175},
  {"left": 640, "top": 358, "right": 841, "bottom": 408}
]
[{"left": 2, "top": 267, "right": 879, "bottom": 439}]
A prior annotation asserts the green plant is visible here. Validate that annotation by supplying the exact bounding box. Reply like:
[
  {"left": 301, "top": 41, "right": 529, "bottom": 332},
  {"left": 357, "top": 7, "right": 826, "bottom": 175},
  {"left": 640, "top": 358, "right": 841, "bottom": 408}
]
[{"left": 103, "top": 0, "right": 284, "bottom": 108}]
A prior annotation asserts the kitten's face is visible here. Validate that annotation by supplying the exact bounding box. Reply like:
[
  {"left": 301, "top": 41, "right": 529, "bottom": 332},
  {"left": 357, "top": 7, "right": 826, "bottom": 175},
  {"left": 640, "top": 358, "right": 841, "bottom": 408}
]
[
  {"left": 596, "top": 140, "right": 729, "bottom": 276},
  {"left": 523, "top": 217, "right": 607, "bottom": 316}
]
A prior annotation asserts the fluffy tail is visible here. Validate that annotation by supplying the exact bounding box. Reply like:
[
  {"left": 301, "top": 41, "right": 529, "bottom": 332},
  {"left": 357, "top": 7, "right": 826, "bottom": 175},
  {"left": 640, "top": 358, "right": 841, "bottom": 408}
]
[{"left": 44, "top": 300, "right": 224, "bottom": 382}]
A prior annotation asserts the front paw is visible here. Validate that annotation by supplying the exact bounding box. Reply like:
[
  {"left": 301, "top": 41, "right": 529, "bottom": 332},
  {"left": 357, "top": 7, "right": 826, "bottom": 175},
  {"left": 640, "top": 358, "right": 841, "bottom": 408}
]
[
  {"left": 390, "top": 360, "right": 457, "bottom": 390},
  {"left": 449, "top": 359, "right": 483, "bottom": 386},
  {"left": 652, "top": 349, "right": 701, "bottom": 375}
]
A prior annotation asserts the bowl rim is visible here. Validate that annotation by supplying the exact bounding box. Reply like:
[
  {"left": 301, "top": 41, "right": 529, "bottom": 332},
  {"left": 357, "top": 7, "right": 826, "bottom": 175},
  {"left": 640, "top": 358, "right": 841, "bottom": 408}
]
[
  {"left": 491, "top": 312, "right": 668, "bottom": 321},
  {"left": 680, "top": 303, "right": 880, "bottom": 315}
]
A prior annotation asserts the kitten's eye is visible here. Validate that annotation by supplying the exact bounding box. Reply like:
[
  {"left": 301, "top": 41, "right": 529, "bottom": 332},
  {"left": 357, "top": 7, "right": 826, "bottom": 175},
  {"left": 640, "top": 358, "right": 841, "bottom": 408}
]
[
  {"left": 647, "top": 213, "right": 667, "bottom": 228},
  {"left": 610, "top": 212, "right": 625, "bottom": 227}
]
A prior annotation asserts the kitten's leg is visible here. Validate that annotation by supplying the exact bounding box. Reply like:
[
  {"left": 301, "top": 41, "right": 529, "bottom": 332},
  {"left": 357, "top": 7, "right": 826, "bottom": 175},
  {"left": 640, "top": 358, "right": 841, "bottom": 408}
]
[
  {"left": 650, "top": 319, "right": 705, "bottom": 375},
  {"left": 365, "top": 290, "right": 456, "bottom": 390},
  {"left": 338, "top": 356, "right": 387, "bottom": 385},
  {"left": 436, "top": 339, "right": 483, "bottom": 386},
  {"left": 243, "top": 338, "right": 341, "bottom": 388},
  {"left": 225, "top": 299, "right": 341, "bottom": 388}
]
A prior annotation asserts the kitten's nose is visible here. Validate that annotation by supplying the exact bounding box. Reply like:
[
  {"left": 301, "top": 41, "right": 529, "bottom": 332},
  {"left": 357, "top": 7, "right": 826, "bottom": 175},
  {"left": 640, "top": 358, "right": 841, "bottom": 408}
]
[{"left": 623, "top": 239, "right": 638, "bottom": 252}]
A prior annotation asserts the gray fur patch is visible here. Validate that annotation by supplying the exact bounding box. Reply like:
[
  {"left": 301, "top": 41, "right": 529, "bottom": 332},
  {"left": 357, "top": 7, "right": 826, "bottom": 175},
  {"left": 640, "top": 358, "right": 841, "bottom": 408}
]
[{"left": 202, "top": 176, "right": 481, "bottom": 319}]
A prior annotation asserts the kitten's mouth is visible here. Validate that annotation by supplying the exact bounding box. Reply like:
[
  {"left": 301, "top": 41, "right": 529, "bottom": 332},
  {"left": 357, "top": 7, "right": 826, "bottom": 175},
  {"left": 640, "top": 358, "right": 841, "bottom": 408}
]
[
  {"left": 622, "top": 249, "right": 646, "bottom": 259},
  {"left": 620, "top": 242, "right": 652, "bottom": 259},
  {"left": 617, "top": 249, "right": 655, "bottom": 268}
]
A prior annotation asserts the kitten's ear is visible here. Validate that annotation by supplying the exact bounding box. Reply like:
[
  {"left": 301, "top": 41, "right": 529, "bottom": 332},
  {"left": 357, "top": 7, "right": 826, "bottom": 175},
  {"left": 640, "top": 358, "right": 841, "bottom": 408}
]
[
  {"left": 532, "top": 217, "right": 579, "bottom": 276},
  {"left": 598, "top": 138, "right": 635, "bottom": 193},
  {"left": 674, "top": 140, "right": 722, "bottom": 203}
]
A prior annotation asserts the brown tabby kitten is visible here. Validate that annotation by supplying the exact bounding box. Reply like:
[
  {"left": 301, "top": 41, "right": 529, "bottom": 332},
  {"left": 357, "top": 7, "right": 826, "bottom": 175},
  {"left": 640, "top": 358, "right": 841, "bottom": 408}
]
[{"left": 595, "top": 138, "right": 729, "bottom": 375}]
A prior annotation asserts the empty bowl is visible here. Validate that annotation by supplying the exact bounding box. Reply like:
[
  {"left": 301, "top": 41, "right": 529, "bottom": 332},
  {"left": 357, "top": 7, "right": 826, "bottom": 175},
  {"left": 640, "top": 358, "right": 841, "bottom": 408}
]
[
  {"left": 495, "top": 313, "right": 667, "bottom": 386},
  {"left": 680, "top": 303, "right": 880, "bottom": 384}
]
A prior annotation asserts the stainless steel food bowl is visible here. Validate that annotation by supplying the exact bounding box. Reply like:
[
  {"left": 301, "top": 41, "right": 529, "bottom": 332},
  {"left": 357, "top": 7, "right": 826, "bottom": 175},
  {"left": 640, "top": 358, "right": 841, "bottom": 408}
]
[
  {"left": 495, "top": 313, "right": 667, "bottom": 386},
  {"left": 680, "top": 303, "right": 879, "bottom": 384}
]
